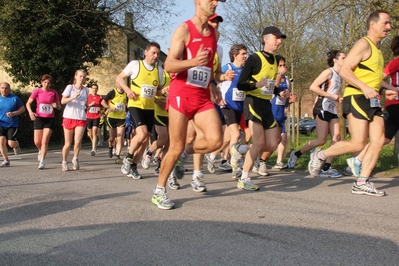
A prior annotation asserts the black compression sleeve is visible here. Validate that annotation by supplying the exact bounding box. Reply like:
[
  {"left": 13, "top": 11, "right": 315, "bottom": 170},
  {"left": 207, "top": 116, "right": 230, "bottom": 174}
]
[{"left": 237, "top": 54, "right": 262, "bottom": 91}]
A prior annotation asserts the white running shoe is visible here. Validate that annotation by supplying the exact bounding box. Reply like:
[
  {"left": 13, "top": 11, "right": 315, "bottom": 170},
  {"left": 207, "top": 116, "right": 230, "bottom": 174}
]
[
  {"left": 288, "top": 150, "right": 298, "bottom": 168},
  {"left": 38, "top": 160, "right": 45, "bottom": 170},
  {"left": 191, "top": 174, "right": 207, "bottom": 192}
]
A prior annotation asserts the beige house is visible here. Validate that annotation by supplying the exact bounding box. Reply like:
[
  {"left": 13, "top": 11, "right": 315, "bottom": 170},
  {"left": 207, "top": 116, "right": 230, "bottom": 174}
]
[
  {"left": 88, "top": 13, "right": 167, "bottom": 96},
  {"left": 0, "top": 13, "right": 166, "bottom": 95}
]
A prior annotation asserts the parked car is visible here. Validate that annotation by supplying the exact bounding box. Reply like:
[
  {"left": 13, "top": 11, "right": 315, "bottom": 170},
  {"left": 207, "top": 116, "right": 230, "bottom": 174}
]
[{"left": 299, "top": 119, "right": 316, "bottom": 135}]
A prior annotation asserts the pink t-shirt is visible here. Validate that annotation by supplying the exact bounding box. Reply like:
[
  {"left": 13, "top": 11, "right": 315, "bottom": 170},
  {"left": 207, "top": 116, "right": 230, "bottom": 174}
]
[{"left": 30, "top": 88, "right": 60, "bottom": 118}]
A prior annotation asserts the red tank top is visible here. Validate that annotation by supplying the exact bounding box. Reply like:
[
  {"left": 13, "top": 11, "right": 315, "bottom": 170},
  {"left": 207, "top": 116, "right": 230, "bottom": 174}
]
[
  {"left": 86, "top": 94, "right": 103, "bottom": 119},
  {"left": 384, "top": 58, "right": 399, "bottom": 107},
  {"left": 168, "top": 19, "right": 217, "bottom": 100}
]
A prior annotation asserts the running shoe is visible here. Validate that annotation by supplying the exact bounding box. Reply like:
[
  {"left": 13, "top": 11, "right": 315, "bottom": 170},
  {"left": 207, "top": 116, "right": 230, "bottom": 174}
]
[
  {"left": 38, "top": 160, "right": 45, "bottom": 170},
  {"left": 230, "top": 143, "right": 241, "bottom": 170},
  {"left": 108, "top": 148, "right": 113, "bottom": 158},
  {"left": 237, "top": 178, "right": 259, "bottom": 191},
  {"left": 152, "top": 156, "right": 160, "bottom": 165},
  {"left": 112, "top": 148, "right": 116, "bottom": 156},
  {"left": 258, "top": 161, "right": 269, "bottom": 176},
  {"left": 154, "top": 166, "right": 160, "bottom": 176},
  {"left": 288, "top": 150, "right": 298, "bottom": 168},
  {"left": 141, "top": 154, "right": 152, "bottom": 169},
  {"left": 90, "top": 150, "right": 96, "bottom": 156},
  {"left": 37, "top": 151, "right": 41, "bottom": 162},
  {"left": 343, "top": 166, "right": 353, "bottom": 176},
  {"left": 273, "top": 161, "right": 287, "bottom": 169},
  {"left": 127, "top": 165, "right": 142, "bottom": 179},
  {"left": 205, "top": 154, "right": 215, "bottom": 174},
  {"left": 346, "top": 157, "right": 361, "bottom": 177},
  {"left": 13, "top": 141, "right": 21, "bottom": 155},
  {"left": 121, "top": 157, "right": 132, "bottom": 175},
  {"left": 252, "top": 158, "right": 260, "bottom": 173},
  {"left": 351, "top": 181, "right": 385, "bottom": 197},
  {"left": 219, "top": 162, "right": 232, "bottom": 171},
  {"left": 191, "top": 174, "right": 207, "bottom": 192},
  {"left": 308, "top": 148, "right": 324, "bottom": 177},
  {"left": 173, "top": 159, "right": 185, "bottom": 179},
  {"left": 232, "top": 168, "right": 242, "bottom": 179},
  {"left": 168, "top": 173, "right": 180, "bottom": 190},
  {"left": 152, "top": 188, "right": 175, "bottom": 210},
  {"left": 115, "top": 156, "right": 121, "bottom": 164},
  {"left": 72, "top": 158, "right": 79, "bottom": 170},
  {"left": 62, "top": 161, "right": 69, "bottom": 172},
  {"left": 0, "top": 160, "right": 10, "bottom": 167},
  {"left": 320, "top": 167, "right": 342, "bottom": 178}
]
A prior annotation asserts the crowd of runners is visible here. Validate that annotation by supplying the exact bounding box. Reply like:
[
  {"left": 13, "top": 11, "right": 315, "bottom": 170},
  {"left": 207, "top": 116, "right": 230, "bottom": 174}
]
[{"left": 1, "top": 0, "right": 399, "bottom": 210}]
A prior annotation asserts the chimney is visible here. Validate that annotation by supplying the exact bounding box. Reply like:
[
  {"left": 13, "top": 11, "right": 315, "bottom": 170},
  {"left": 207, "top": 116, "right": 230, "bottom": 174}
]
[{"left": 125, "top": 12, "right": 134, "bottom": 29}]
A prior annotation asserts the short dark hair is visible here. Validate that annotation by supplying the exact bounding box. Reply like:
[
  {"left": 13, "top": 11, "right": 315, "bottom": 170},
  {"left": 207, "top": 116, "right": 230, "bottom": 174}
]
[
  {"left": 146, "top": 41, "right": 161, "bottom": 51},
  {"left": 391, "top": 36, "right": 399, "bottom": 57},
  {"left": 229, "top": 44, "right": 247, "bottom": 62},
  {"left": 367, "top": 10, "right": 390, "bottom": 30}
]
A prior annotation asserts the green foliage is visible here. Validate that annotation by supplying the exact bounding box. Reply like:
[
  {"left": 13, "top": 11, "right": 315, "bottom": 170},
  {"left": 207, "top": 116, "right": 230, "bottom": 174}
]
[{"left": 0, "top": 0, "right": 111, "bottom": 92}]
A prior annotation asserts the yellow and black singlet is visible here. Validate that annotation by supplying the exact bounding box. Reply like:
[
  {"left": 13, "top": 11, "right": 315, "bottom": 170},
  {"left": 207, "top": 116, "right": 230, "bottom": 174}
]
[
  {"left": 107, "top": 88, "right": 127, "bottom": 119},
  {"left": 129, "top": 60, "right": 160, "bottom": 110},
  {"left": 245, "top": 51, "right": 278, "bottom": 100},
  {"left": 154, "top": 70, "right": 170, "bottom": 118},
  {"left": 344, "top": 37, "right": 384, "bottom": 97}
]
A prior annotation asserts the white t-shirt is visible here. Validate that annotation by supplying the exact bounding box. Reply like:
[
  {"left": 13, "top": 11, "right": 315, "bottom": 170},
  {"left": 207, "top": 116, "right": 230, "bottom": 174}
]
[
  {"left": 123, "top": 60, "right": 163, "bottom": 81},
  {"left": 62, "top": 84, "right": 89, "bottom": 120}
]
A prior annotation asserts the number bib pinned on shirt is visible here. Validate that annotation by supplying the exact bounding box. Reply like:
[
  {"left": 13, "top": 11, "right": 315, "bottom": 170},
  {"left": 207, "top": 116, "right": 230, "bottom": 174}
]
[
  {"left": 114, "top": 103, "right": 126, "bottom": 112},
  {"left": 186, "top": 66, "right": 211, "bottom": 88},
  {"left": 39, "top": 103, "right": 53, "bottom": 114},
  {"left": 232, "top": 88, "right": 245, "bottom": 101},
  {"left": 322, "top": 99, "right": 337, "bottom": 114},
  {"left": 89, "top": 107, "right": 99, "bottom": 114},
  {"left": 275, "top": 95, "right": 286, "bottom": 106},
  {"left": 140, "top": 85, "right": 156, "bottom": 99},
  {"left": 260, "top": 79, "right": 275, "bottom": 96}
]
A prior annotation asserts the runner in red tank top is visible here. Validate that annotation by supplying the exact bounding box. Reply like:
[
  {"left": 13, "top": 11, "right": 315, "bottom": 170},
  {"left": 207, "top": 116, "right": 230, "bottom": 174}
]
[{"left": 151, "top": 0, "right": 227, "bottom": 210}]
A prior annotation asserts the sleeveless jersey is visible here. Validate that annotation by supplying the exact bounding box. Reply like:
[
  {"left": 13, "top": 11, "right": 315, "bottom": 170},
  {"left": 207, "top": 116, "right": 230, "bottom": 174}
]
[
  {"left": 245, "top": 51, "right": 278, "bottom": 100},
  {"left": 344, "top": 37, "right": 384, "bottom": 96},
  {"left": 128, "top": 60, "right": 160, "bottom": 110},
  {"left": 86, "top": 94, "right": 103, "bottom": 119},
  {"left": 220, "top": 63, "right": 245, "bottom": 112},
  {"left": 313, "top": 68, "right": 342, "bottom": 114},
  {"left": 155, "top": 70, "right": 170, "bottom": 117},
  {"left": 271, "top": 75, "right": 289, "bottom": 121},
  {"left": 168, "top": 19, "right": 217, "bottom": 100},
  {"left": 108, "top": 88, "right": 128, "bottom": 119},
  {"left": 384, "top": 57, "right": 399, "bottom": 107}
]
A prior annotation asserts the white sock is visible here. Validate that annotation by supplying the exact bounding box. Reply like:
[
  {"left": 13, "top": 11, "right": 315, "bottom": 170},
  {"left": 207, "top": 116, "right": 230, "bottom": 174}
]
[
  {"left": 155, "top": 186, "right": 165, "bottom": 193},
  {"left": 193, "top": 170, "right": 202, "bottom": 177},
  {"left": 240, "top": 171, "right": 249, "bottom": 180},
  {"left": 209, "top": 153, "right": 216, "bottom": 161}
]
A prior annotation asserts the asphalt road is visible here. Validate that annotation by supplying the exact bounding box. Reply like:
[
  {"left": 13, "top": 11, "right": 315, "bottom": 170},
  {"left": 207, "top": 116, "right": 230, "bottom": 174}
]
[{"left": 1, "top": 147, "right": 399, "bottom": 266}]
